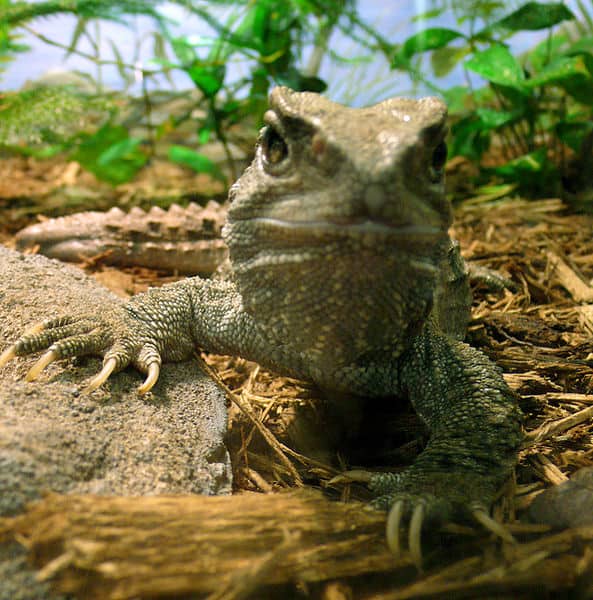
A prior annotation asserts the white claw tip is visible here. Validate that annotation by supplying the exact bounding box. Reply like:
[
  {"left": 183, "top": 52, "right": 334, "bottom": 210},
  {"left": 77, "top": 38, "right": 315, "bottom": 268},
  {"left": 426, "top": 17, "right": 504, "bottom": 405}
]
[
  {"left": 26, "top": 350, "right": 58, "bottom": 381},
  {"left": 84, "top": 357, "right": 117, "bottom": 394},
  {"left": 386, "top": 500, "right": 404, "bottom": 557},
  {"left": 137, "top": 362, "right": 160, "bottom": 394},
  {"left": 0, "top": 346, "right": 17, "bottom": 369},
  {"left": 409, "top": 503, "right": 425, "bottom": 570}
]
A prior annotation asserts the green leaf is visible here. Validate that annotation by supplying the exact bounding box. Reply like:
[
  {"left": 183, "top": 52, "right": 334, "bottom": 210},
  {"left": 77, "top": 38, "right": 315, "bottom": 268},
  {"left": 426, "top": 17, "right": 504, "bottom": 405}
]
[
  {"left": 431, "top": 46, "right": 470, "bottom": 77},
  {"left": 465, "top": 44, "right": 525, "bottom": 88},
  {"left": 524, "top": 55, "right": 590, "bottom": 87},
  {"left": 275, "top": 68, "right": 327, "bottom": 93},
  {"left": 450, "top": 115, "right": 491, "bottom": 161},
  {"left": 251, "top": 3, "right": 269, "bottom": 48},
  {"left": 233, "top": 2, "right": 268, "bottom": 52},
  {"left": 66, "top": 17, "right": 88, "bottom": 60},
  {"left": 198, "top": 127, "right": 211, "bottom": 145},
  {"left": 151, "top": 31, "right": 175, "bottom": 88},
  {"left": 401, "top": 28, "right": 464, "bottom": 58},
  {"left": 73, "top": 124, "right": 147, "bottom": 185},
  {"left": 169, "top": 36, "right": 197, "bottom": 66},
  {"left": 109, "top": 38, "right": 134, "bottom": 86},
  {"left": 187, "top": 64, "right": 225, "bottom": 97},
  {"left": 472, "top": 183, "right": 518, "bottom": 200},
  {"left": 495, "top": 2, "right": 575, "bottom": 31},
  {"left": 566, "top": 36, "right": 593, "bottom": 73},
  {"left": 556, "top": 120, "right": 593, "bottom": 152},
  {"left": 411, "top": 8, "right": 445, "bottom": 22},
  {"left": 493, "top": 148, "right": 548, "bottom": 176},
  {"left": 97, "top": 137, "right": 141, "bottom": 166},
  {"left": 527, "top": 32, "right": 570, "bottom": 72},
  {"left": 297, "top": 75, "right": 327, "bottom": 93},
  {"left": 168, "top": 145, "right": 226, "bottom": 183},
  {"left": 476, "top": 107, "right": 522, "bottom": 128},
  {"left": 569, "top": 36, "right": 593, "bottom": 56},
  {"left": 491, "top": 148, "right": 560, "bottom": 195},
  {"left": 441, "top": 85, "right": 471, "bottom": 114}
]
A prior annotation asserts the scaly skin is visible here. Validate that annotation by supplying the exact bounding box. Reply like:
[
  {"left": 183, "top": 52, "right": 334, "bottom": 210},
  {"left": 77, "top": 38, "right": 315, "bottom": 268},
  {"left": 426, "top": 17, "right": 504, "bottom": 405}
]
[
  {"left": 1, "top": 87, "right": 523, "bottom": 565},
  {"left": 15, "top": 201, "right": 228, "bottom": 275}
]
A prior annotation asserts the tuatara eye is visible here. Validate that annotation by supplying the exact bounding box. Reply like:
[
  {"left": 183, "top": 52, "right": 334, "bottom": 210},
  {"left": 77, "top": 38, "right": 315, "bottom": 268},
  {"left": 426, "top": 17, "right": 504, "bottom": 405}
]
[
  {"left": 261, "top": 126, "right": 288, "bottom": 167},
  {"left": 431, "top": 141, "right": 447, "bottom": 173}
]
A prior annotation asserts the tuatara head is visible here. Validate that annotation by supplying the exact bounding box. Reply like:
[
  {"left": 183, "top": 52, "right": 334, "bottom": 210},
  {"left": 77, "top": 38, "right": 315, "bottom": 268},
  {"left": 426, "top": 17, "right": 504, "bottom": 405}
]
[{"left": 223, "top": 87, "right": 452, "bottom": 380}]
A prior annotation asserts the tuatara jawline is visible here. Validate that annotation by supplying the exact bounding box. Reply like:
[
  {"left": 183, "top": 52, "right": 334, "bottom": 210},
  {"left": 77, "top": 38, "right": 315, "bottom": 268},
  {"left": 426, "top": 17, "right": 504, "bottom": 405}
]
[{"left": 1, "top": 86, "right": 523, "bottom": 565}]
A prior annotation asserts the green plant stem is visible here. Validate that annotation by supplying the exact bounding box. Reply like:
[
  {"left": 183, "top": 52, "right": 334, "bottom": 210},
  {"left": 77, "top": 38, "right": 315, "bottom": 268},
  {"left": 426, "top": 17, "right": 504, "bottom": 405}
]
[
  {"left": 141, "top": 69, "right": 156, "bottom": 157},
  {"left": 94, "top": 20, "right": 103, "bottom": 92}
]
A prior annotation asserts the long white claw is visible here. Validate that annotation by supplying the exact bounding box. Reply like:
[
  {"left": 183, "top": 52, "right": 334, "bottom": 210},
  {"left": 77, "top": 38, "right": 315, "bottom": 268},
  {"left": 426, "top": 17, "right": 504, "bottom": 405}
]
[
  {"left": 25, "top": 350, "right": 58, "bottom": 381},
  {"left": 0, "top": 346, "right": 16, "bottom": 369},
  {"left": 409, "top": 503, "right": 425, "bottom": 569},
  {"left": 386, "top": 500, "right": 404, "bottom": 557},
  {"left": 328, "top": 469, "right": 374, "bottom": 486},
  {"left": 84, "top": 357, "right": 117, "bottom": 393},
  {"left": 472, "top": 508, "right": 516, "bottom": 544},
  {"left": 137, "top": 362, "right": 160, "bottom": 394}
]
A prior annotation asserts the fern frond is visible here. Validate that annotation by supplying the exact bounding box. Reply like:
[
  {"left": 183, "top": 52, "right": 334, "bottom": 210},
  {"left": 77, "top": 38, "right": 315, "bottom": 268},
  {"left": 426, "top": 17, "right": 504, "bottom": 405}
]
[{"left": 1, "top": 0, "right": 165, "bottom": 27}]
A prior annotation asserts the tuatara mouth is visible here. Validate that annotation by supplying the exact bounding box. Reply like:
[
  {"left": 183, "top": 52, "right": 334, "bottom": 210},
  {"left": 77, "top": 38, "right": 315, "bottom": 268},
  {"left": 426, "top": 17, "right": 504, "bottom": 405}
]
[
  {"left": 249, "top": 216, "right": 443, "bottom": 235},
  {"left": 224, "top": 216, "right": 447, "bottom": 249}
]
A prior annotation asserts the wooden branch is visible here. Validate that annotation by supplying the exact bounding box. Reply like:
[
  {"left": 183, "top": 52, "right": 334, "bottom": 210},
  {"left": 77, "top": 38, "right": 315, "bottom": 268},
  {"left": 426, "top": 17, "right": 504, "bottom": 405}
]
[
  {"left": 524, "top": 404, "right": 593, "bottom": 447},
  {"left": 0, "top": 491, "right": 397, "bottom": 599},
  {"left": 546, "top": 251, "right": 593, "bottom": 303}
]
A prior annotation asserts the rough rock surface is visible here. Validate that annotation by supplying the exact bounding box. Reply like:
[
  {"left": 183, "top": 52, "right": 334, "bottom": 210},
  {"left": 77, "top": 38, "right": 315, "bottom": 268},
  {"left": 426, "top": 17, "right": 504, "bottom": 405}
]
[
  {"left": 0, "top": 245, "right": 231, "bottom": 598},
  {"left": 528, "top": 466, "right": 593, "bottom": 528}
]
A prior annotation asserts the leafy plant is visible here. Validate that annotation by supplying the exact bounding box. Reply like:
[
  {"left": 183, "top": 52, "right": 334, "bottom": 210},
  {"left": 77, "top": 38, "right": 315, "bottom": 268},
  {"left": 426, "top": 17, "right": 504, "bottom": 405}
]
[
  {"left": 391, "top": 1, "right": 593, "bottom": 200},
  {"left": 1, "top": 0, "right": 386, "bottom": 186}
]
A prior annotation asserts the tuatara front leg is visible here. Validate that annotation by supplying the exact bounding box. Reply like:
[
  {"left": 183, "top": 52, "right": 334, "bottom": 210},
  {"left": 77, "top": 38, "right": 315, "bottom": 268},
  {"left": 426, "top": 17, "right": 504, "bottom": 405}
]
[
  {"left": 0, "top": 276, "right": 289, "bottom": 394},
  {"left": 341, "top": 326, "right": 523, "bottom": 565}
]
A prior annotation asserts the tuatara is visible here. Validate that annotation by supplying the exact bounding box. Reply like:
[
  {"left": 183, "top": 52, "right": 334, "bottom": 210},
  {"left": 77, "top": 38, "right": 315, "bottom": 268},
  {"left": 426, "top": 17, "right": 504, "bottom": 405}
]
[{"left": 1, "top": 87, "right": 523, "bottom": 565}]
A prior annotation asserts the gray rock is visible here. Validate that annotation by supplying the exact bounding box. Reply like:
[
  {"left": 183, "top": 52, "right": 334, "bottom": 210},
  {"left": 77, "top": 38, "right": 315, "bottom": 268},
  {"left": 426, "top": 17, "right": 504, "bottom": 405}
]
[
  {"left": 0, "top": 245, "right": 231, "bottom": 598},
  {"left": 528, "top": 467, "right": 593, "bottom": 528}
]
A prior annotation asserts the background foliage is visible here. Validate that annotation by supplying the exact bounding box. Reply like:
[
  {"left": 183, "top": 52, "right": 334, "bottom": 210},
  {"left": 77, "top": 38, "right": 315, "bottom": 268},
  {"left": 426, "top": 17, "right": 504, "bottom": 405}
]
[{"left": 0, "top": 0, "right": 592, "bottom": 205}]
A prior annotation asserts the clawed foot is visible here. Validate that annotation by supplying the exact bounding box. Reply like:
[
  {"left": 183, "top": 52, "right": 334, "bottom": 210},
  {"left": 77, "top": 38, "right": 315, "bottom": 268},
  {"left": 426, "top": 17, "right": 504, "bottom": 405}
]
[
  {"left": 330, "top": 468, "right": 515, "bottom": 568},
  {"left": 0, "top": 312, "right": 163, "bottom": 394}
]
